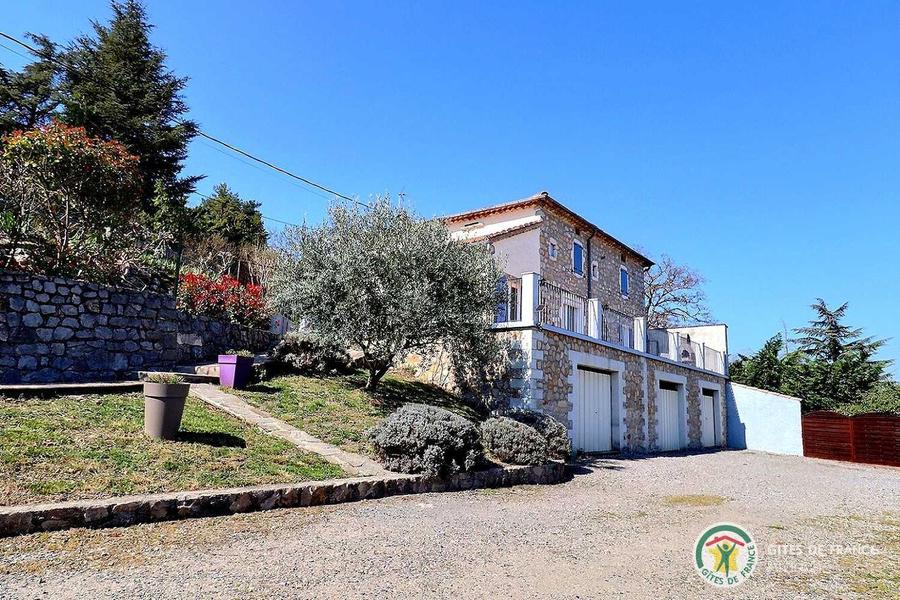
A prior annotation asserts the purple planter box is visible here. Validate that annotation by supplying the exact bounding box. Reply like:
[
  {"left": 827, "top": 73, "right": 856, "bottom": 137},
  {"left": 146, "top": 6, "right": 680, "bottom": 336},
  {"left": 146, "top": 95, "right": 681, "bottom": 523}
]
[{"left": 218, "top": 355, "right": 254, "bottom": 389}]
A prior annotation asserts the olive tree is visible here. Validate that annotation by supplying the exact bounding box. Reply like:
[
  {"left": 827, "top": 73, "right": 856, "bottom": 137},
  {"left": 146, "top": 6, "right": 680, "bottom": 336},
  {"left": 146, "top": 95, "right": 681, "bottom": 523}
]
[{"left": 270, "top": 197, "right": 502, "bottom": 391}]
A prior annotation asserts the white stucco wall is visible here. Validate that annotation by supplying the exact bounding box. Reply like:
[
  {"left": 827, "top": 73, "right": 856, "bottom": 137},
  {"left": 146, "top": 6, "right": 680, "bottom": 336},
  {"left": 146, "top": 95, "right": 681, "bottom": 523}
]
[
  {"left": 491, "top": 228, "right": 541, "bottom": 277},
  {"left": 666, "top": 324, "right": 728, "bottom": 353},
  {"left": 726, "top": 382, "right": 803, "bottom": 456},
  {"left": 445, "top": 206, "right": 539, "bottom": 233}
]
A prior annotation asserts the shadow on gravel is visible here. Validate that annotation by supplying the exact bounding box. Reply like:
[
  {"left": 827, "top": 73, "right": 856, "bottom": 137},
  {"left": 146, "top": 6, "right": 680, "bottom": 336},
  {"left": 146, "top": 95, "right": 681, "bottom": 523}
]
[{"left": 567, "top": 448, "right": 739, "bottom": 478}]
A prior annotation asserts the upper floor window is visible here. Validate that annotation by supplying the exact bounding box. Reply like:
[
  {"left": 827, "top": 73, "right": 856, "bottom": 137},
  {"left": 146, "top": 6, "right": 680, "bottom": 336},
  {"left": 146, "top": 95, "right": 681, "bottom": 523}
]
[
  {"left": 620, "top": 266, "right": 629, "bottom": 297},
  {"left": 572, "top": 241, "right": 584, "bottom": 276},
  {"left": 591, "top": 260, "right": 599, "bottom": 280},
  {"left": 548, "top": 238, "right": 558, "bottom": 260}
]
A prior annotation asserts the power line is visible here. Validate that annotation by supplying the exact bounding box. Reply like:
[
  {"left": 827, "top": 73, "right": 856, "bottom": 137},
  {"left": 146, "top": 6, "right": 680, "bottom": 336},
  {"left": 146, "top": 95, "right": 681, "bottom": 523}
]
[
  {"left": 190, "top": 190, "right": 298, "bottom": 227},
  {"left": 0, "top": 30, "right": 367, "bottom": 207}
]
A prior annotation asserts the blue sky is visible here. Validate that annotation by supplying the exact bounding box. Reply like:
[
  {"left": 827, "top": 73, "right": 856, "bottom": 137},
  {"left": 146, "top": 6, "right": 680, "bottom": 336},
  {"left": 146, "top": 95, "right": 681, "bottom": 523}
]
[{"left": 3, "top": 1, "right": 899, "bottom": 376}]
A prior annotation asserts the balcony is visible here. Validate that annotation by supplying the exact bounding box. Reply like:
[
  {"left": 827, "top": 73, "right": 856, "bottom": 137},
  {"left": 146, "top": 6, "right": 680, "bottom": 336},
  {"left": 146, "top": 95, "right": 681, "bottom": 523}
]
[{"left": 493, "top": 272, "right": 726, "bottom": 375}]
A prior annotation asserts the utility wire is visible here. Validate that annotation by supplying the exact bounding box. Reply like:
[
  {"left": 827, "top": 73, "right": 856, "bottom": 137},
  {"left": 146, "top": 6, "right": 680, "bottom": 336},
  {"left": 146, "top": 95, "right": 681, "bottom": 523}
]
[
  {"left": 190, "top": 190, "right": 298, "bottom": 227},
  {"left": 0, "top": 30, "right": 367, "bottom": 207}
]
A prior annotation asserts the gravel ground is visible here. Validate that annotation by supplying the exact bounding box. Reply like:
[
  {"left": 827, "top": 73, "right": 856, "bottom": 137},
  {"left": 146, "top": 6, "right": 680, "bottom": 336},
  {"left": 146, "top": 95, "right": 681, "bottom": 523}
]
[{"left": 1, "top": 450, "right": 897, "bottom": 599}]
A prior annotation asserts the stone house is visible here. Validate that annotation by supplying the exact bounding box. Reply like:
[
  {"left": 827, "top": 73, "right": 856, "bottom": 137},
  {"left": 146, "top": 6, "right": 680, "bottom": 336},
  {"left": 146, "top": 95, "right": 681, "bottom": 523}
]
[{"left": 443, "top": 191, "right": 729, "bottom": 453}]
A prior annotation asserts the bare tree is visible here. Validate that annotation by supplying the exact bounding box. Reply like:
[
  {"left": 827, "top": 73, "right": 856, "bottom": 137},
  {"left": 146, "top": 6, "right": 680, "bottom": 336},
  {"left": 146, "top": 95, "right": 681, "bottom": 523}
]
[{"left": 643, "top": 255, "right": 712, "bottom": 328}]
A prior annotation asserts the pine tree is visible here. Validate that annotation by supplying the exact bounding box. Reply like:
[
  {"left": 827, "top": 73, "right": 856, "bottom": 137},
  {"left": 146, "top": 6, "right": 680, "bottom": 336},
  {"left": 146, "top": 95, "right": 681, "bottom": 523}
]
[
  {"left": 790, "top": 299, "right": 890, "bottom": 409},
  {"left": 195, "top": 184, "right": 268, "bottom": 249},
  {"left": 793, "top": 299, "right": 883, "bottom": 362},
  {"left": 62, "top": 0, "right": 199, "bottom": 208},
  {"left": 0, "top": 35, "right": 62, "bottom": 135}
]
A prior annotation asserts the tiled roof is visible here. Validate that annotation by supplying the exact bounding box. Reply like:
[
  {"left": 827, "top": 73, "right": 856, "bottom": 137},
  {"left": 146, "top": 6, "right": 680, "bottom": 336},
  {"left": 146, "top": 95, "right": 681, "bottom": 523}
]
[{"left": 441, "top": 191, "right": 654, "bottom": 267}]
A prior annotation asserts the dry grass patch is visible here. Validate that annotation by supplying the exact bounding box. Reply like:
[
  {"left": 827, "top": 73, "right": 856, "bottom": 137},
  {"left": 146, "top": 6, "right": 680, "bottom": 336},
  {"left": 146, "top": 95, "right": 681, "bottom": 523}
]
[
  {"left": 0, "top": 393, "right": 343, "bottom": 506},
  {"left": 662, "top": 494, "right": 727, "bottom": 507},
  {"left": 803, "top": 512, "right": 900, "bottom": 599}
]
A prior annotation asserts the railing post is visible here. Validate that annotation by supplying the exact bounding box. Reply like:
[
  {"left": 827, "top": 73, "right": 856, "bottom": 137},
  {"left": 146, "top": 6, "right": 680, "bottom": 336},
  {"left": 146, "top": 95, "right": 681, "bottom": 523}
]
[
  {"left": 521, "top": 272, "right": 540, "bottom": 327},
  {"left": 588, "top": 299, "right": 601, "bottom": 339},
  {"left": 633, "top": 316, "right": 647, "bottom": 352}
]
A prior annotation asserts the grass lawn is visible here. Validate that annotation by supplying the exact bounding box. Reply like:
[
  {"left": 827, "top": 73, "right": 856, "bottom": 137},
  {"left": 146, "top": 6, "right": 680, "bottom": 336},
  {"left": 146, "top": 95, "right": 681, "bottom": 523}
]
[
  {"left": 233, "top": 370, "right": 480, "bottom": 457},
  {"left": 0, "top": 393, "right": 344, "bottom": 506}
]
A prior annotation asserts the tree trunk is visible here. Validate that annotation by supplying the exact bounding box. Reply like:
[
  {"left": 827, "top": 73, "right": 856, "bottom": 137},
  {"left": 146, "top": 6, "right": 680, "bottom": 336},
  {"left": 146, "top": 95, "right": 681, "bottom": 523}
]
[{"left": 365, "top": 365, "right": 389, "bottom": 392}]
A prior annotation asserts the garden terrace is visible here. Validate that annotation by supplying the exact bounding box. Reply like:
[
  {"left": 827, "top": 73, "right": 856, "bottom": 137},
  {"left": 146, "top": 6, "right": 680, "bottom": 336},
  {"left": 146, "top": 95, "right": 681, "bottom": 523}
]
[
  {"left": 231, "top": 370, "right": 481, "bottom": 458},
  {"left": 0, "top": 393, "right": 343, "bottom": 506}
]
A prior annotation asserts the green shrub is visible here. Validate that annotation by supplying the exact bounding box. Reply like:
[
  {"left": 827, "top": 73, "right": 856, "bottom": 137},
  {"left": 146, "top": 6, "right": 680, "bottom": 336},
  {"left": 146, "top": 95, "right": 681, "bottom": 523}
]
[
  {"left": 368, "top": 404, "right": 482, "bottom": 477},
  {"left": 269, "top": 331, "right": 351, "bottom": 376},
  {"left": 495, "top": 408, "right": 570, "bottom": 459},
  {"left": 225, "top": 349, "right": 255, "bottom": 357},
  {"left": 144, "top": 373, "right": 185, "bottom": 384},
  {"left": 480, "top": 416, "right": 548, "bottom": 465}
]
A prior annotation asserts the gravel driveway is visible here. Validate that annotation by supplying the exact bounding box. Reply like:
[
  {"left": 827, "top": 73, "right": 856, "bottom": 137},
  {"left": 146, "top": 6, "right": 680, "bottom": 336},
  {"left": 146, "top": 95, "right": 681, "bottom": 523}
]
[{"left": 1, "top": 450, "right": 897, "bottom": 599}]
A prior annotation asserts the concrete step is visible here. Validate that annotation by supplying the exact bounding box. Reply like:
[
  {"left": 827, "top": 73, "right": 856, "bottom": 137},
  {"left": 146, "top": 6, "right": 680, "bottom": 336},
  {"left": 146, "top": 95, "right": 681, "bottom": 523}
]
[
  {"left": 137, "top": 371, "right": 218, "bottom": 384},
  {"left": 171, "top": 354, "right": 270, "bottom": 379},
  {"left": 173, "top": 363, "right": 220, "bottom": 377}
]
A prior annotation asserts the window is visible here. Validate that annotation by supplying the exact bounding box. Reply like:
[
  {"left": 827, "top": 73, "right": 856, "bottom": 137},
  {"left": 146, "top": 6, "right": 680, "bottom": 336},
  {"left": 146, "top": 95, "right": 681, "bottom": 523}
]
[
  {"left": 591, "top": 261, "right": 599, "bottom": 280},
  {"left": 620, "top": 267, "right": 629, "bottom": 297},
  {"left": 572, "top": 241, "right": 584, "bottom": 276},
  {"left": 508, "top": 284, "right": 519, "bottom": 321},
  {"left": 548, "top": 239, "right": 558, "bottom": 260},
  {"left": 565, "top": 304, "right": 577, "bottom": 332}
]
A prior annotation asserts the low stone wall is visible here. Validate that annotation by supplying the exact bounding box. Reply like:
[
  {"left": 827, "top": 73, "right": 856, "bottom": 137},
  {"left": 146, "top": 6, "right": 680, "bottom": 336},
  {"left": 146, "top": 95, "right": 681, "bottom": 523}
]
[
  {"left": 0, "top": 462, "right": 566, "bottom": 537},
  {"left": 0, "top": 270, "right": 278, "bottom": 384}
]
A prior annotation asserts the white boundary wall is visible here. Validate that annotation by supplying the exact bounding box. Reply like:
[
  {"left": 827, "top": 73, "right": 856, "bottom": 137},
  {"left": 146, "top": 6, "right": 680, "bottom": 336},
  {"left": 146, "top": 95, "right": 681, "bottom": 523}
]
[{"left": 726, "top": 382, "right": 803, "bottom": 455}]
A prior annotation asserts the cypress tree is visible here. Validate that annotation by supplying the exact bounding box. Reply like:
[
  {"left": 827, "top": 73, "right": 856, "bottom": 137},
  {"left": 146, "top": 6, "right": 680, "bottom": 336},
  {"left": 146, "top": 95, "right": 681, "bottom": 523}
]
[{"left": 62, "top": 0, "right": 200, "bottom": 208}]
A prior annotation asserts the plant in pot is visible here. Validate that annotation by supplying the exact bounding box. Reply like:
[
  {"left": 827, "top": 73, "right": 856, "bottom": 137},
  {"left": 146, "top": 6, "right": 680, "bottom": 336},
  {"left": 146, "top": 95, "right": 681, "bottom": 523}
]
[
  {"left": 218, "top": 349, "right": 255, "bottom": 389},
  {"left": 143, "top": 373, "right": 190, "bottom": 440}
]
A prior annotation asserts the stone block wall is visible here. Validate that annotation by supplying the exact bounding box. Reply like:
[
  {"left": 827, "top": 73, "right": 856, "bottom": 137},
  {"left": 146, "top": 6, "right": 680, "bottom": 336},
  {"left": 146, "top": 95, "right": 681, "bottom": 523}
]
[
  {"left": 525, "top": 328, "right": 728, "bottom": 452},
  {"left": 536, "top": 207, "right": 646, "bottom": 321},
  {"left": 0, "top": 271, "right": 277, "bottom": 384}
]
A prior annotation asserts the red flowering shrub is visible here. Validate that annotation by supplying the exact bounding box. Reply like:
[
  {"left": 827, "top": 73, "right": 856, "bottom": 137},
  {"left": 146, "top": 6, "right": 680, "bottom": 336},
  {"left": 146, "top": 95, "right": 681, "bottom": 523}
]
[{"left": 177, "top": 272, "right": 270, "bottom": 327}]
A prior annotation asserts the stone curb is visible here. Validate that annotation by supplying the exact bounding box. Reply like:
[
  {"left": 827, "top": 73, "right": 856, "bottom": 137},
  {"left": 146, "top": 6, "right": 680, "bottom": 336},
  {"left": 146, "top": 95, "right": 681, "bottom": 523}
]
[{"left": 0, "top": 462, "right": 566, "bottom": 538}]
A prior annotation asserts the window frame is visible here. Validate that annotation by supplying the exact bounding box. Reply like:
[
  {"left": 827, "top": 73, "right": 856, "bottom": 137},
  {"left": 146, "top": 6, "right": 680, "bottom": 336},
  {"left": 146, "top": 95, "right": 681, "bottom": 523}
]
[
  {"left": 619, "top": 266, "right": 629, "bottom": 298},
  {"left": 572, "top": 240, "right": 584, "bottom": 277}
]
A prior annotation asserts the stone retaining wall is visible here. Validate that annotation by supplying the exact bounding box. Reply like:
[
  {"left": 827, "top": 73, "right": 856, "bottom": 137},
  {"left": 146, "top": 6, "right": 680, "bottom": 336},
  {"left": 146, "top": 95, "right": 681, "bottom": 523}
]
[
  {"left": 0, "top": 270, "right": 277, "bottom": 384},
  {"left": 0, "top": 462, "right": 566, "bottom": 537}
]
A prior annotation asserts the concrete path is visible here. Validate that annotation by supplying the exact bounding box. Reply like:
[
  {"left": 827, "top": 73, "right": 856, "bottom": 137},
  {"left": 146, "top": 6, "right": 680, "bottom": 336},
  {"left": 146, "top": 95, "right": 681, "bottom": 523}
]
[{"left": 189, "top": 384, "right": 387, "bottom": 477}]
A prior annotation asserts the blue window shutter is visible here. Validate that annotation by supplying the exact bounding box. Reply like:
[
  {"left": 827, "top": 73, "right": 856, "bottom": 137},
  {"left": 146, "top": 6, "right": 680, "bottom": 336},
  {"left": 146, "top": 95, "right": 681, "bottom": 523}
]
[
  {"left": 573, "top": 243, "right": 583, "bottom": 274},
  {"left": 620, "top": 269, "right": 629, "bottom": 295}
]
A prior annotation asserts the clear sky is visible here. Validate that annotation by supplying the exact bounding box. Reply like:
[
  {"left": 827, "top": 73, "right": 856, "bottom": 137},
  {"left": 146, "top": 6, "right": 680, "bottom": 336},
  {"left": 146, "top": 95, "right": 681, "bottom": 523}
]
[{"left": 3, "top": 1, "right": 899, "bottom": 376}]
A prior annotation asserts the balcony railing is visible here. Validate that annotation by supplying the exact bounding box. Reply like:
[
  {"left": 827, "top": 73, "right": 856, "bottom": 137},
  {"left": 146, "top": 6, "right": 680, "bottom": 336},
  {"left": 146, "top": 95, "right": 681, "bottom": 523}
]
[
  {"left": 646, "top": 330, "right": 726, "bottom": 374},
  {"left": 538, "top": 280, "right": 588, "bottom": 335},
  {"left": 492, "top": 272, "right": 727, "bottom": 375}
]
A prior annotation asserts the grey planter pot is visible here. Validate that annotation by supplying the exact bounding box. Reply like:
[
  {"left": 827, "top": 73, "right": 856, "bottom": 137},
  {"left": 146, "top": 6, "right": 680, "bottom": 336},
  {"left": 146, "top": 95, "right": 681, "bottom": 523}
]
[{"left": 143, "top": 382, "right": 190, "bottom": 440}]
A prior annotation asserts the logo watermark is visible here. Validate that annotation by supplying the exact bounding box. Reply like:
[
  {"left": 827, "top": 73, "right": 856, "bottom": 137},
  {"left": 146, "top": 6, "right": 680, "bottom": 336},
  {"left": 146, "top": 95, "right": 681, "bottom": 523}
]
[
  {"left": 767, "top": 543, "right": 882, "bottom": 557},
  {"left": 693, "top": 523, "right": 758, "bottom": 587}
]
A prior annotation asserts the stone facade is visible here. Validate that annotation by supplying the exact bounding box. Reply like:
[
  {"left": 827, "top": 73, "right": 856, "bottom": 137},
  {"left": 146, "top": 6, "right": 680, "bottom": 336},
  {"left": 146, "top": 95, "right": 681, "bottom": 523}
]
[
  {"left": 536, "top": 206, "right": 645, "bottom": 320},
  {"left": 0, "top": 270, "right": 277, "bottom": 384},
  {"left": 504, "top": 327, "right": 728, "bottom": 453}
]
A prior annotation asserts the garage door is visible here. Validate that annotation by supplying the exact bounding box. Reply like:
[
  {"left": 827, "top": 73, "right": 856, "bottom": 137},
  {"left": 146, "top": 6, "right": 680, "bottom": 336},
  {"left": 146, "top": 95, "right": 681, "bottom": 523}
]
[
  {"left": 574, "top": 367, "right": 612, "bottom": 452},
  {"left": 700, "top": 390, "right": 716, "bottom": 447},
  {"left": 657, "top": 383, "right": 681, "bottom": 451}
]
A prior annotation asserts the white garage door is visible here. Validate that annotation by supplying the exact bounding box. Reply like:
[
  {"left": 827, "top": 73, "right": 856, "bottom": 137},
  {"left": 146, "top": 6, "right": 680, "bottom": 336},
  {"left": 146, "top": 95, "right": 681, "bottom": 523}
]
[
  {"left": 657, "top": 385, "right": 681, "bottom": 451},
  {"left": 700, "top": 391, "right": 716, "bottom": 447},
  {"left": 574, "top": 367, "right": 612, "bottom": 452}
]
